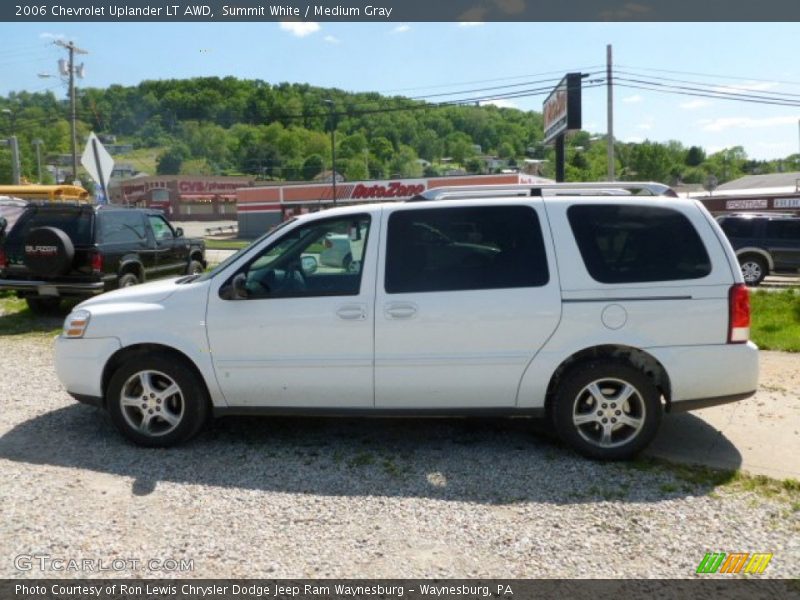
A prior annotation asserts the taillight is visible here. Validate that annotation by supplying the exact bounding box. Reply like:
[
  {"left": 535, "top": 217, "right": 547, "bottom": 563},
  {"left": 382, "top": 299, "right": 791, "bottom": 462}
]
[
  {"left": 728, "top": 283, "right": 750, "bottom": 343},
  {"left": 0, "top": 247, "right": 6, "bottom": 269},
  {"left": 91, "top": 251, "right": 103, "bottom": 274}
]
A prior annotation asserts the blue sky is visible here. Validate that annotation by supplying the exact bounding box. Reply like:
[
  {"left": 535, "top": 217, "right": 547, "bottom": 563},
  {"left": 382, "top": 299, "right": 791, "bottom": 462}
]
[{"left": 2, "top": 21, "right": 799, "bottom": 160}]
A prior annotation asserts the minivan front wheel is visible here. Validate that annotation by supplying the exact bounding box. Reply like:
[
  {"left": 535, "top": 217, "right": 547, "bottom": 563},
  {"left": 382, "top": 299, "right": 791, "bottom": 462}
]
[
  {"left": 553, "top": 361, "right": 661, "bottom": 460},
  {"left": 106, "top": 353, "right": 209, "bottom": 447}
]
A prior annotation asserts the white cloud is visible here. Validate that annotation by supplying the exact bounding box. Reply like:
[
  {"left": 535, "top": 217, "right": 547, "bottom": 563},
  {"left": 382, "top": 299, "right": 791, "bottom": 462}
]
[
  {"left": 458, "top": 22, "right": 485, "bottom": 27},
  {"left": 622, "top": 94, "right": 643, "bottom": 104},
  {"left": 638, "top": 122, "right": 653, "bottom": 131},
  {"left": 323, "top": 35, "right": 340, "bottom": 44},
  {"left": 39, "top": 32, "right": 66, "bottom": 40},
  {"left": 392, "top": 24, "right": 411, "bottom": 34},
  {"left": 701, "top": 115, "right": 799, "bottom": 132},
  {"left": 279, "top": 22, "right": 320, "bottom": 37},
  {"left": 680, "top": 99, "right": 711, "bottom": 110},
  {"left": 711, "top": 81, "right": 778, "bottom": 93},
  {"left": 479, "top": 99, "right": 518, "bottom": 109}
]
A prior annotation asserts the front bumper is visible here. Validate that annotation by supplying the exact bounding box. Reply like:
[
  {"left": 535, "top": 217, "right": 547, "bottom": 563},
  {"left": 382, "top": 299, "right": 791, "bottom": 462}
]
[
  {"left": 0, "top": 278, "right": 105, "bottom": 296},
  {"left": 54, "top": 336, "right": 121, "bottom": 400}
]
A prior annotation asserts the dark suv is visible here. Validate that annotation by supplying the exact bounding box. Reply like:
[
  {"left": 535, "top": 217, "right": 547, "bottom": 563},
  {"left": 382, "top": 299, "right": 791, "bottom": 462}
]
[
  {"left": 717, "top": 213, "right": 800, "bottom": 286},
  {"left": 0, "top": 203, "right": 206, "bottom": 312}
]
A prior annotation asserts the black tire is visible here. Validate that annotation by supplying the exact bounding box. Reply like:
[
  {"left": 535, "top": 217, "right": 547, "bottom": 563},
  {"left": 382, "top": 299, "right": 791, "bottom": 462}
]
[
  {"left": 739, "top": 255, "right": 767, "bottom": 287},
  {"left": 186, "top": 259, "right": 204, "bottom": 275},
  {"left": 106, "top": 352, "right": 209, "bottom": 447},
  {"left": 118, "top": 272, "right": 139, "bottom": 288},
  {"left": 25, "top": 297, "right": 62, "bottom": 314},
  {"left": 552, "top": 360, "right": 662, "bottom": 461},
  {"left": 23, "top": 226, "right": 74, "bottom": 277}
]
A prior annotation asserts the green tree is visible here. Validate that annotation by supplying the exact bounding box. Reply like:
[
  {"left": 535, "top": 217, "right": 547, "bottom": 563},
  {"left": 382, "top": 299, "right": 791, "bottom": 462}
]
[
  {"left": 302, "top": 154, "right": 324, "bottom": 180},
  {"left": 156, "top": 144, "right": 189, "bottom": 175}
]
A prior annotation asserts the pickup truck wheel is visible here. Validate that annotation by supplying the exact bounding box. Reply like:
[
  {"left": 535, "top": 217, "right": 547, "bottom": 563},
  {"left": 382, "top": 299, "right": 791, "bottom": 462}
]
[
  {"left": 106, "top": 353, "right": 209, "bottom": 447},
  {"left": 186, "top": 260, "right": 204, "bottom": 275},
  {"left": 118, "top": 273, "right": 139, "bottom": 288},
  {"left": 25, "top": 297, "right": 61, "bottom": 314},
  {"left": 739, "top": 256, "right": 766, "bottom": 286},
  {"left": 552, "top": 360, "right": 661, "bottom": 461}
]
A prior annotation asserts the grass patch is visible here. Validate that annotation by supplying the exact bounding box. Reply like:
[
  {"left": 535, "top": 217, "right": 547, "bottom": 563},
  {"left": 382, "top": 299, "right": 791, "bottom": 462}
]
[
  {"left": 204, "top": 239, "right": 251, "bottom": 251},
  {"left": 750, "top": 289, "right": 800, "bottom": 352},
  {"left": 0, "top": 294, "right": 64, "bottom": 337},
  {"left": 637, "top": 456, "right": 800, "bottom": 504}
]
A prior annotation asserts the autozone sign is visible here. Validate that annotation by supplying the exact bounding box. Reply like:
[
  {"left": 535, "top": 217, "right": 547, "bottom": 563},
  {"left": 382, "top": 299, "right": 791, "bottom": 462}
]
[
  {"left": 543, "top": 73, "right": 583, "bottom": 144},
  {"left": 352, "top": 181, "right": 425, "bottom": 199}
]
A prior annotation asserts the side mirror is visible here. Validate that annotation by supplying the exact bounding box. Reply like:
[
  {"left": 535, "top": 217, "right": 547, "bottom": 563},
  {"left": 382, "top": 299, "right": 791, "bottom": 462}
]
[
  {"left": 175, "top": 227, "right": 184, "bottom": 237},
  {"left": 301, "top": 255, "right": 318, "bottom": 275}
]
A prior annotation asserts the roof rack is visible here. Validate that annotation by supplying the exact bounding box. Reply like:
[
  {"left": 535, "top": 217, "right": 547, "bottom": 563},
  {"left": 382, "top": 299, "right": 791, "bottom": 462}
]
[{"left": 410, "top": 181, "right": 677, "bottom": 202}]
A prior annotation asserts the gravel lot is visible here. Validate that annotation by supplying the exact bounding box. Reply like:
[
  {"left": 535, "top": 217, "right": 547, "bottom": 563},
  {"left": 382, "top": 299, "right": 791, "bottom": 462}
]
[{"left": 0, "top": 334, "right": 798, "bottom": 579}]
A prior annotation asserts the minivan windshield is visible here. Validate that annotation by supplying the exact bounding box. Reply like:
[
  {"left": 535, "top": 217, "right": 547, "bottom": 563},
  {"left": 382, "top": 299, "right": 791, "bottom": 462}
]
[{"left": 194, "top": 218, "right": 297, "bottom": 282}]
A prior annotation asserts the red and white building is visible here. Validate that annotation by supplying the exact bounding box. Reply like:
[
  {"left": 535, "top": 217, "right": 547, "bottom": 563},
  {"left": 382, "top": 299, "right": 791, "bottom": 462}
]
[
  {"left": 236, "top": 173, "right": 551, "bottom": 237},
  {"left": 109, "top": 175, "right": 253, "bottom": 220}
]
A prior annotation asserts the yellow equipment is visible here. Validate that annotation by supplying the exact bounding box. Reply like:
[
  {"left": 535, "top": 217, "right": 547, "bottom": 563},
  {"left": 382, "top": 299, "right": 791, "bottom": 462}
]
[{"left": 0, "top": 184, "right": 91, "bottom": 203}]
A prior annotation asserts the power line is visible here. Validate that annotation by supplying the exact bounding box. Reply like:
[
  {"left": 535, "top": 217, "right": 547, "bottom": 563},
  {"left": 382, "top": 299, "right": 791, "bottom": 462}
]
[
  {"left": 616, "top": 64, "right": 800, "bottom": 89},
  {"left": 615, "top": 69, "right": 800, "bottom": 100},
  {"left": 613, "top": 77, "right": 800, "bottom": 108},
  {"left": 377, "top": 65, "right": 605, "bottom": 94}
]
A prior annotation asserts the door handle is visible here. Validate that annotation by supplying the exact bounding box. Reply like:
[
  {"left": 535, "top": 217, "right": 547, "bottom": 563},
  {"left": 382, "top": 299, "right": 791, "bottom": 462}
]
[
  {"left": 384, "top": 302, "right": 418, "bottom": 319},
  {"left": 336, "top": 304, "right": 367, "bottom": 320}
]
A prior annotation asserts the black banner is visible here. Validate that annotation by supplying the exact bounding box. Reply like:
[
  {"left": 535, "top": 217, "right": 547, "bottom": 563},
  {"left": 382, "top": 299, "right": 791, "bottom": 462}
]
[
  {"left": 3, "top": 0, "right": 800, "bottom": 22},
  {"left": 3, "top": 579, "right": 800, "bottom": 600}
]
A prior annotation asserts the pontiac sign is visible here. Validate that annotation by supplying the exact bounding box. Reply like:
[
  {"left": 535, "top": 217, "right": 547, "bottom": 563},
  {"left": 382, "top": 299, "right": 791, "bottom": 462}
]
[{"left": 543, "top": 73, "right": 583, "bottom": 144}]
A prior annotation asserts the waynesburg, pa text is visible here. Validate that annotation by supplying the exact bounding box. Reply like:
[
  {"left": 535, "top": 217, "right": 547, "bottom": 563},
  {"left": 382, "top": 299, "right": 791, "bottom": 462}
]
[{"left": 16, "top": 583, "right": 515, "bottom": 598}]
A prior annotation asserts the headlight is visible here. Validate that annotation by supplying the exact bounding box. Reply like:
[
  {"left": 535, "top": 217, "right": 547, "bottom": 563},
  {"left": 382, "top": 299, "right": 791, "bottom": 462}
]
[{"left": 63, "top": 310, "right": 91, "bottom": 338}]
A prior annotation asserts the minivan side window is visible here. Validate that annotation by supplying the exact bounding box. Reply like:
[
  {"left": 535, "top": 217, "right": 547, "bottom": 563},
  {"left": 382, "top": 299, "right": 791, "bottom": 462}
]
[
  {"left": 230, "top": 214, "right": 371, "bottom": 299},
  {"left": 385, "top": 206, "right": 549, "bottom": 294},
  {"left": 99, "top": 212, "right": 147, "bottom": 244},
  {"left": 568, "top": 204, "right": 711, "bottom": 284}
]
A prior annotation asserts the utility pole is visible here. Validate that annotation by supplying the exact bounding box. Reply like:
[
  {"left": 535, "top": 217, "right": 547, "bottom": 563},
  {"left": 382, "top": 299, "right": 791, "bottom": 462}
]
[
  {"left": 606, "top": 44, "right": 615, "bottom": 181},
  {"left": 33, "top": 139, "right": 43, "bottom": 183},
  {"left": 55, "top": 40, "right": 87, "bottom": 185},
  {"left": 2, "top": 136, "right": 21, "bottom": 184},
  {"left": 1, "top": 109, "right": 20, "bottom": 184},
  {"left": 323, "top": 99, "right": 337, "bottom": 205}
]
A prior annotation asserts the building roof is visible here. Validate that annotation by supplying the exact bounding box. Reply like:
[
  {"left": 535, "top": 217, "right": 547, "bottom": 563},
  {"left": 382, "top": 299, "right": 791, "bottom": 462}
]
[{"left": 716, "top": 171, "right": 800, "bottom": 192}]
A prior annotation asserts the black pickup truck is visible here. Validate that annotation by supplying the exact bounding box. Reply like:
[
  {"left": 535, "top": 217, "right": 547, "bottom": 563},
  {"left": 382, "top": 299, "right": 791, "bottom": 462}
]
[{"left": 0, "top": 203, "right": 206, "bottom": 313}]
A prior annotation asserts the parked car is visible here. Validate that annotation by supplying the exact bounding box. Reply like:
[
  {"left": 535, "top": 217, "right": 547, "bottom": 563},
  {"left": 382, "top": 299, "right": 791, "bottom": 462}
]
[
  {"left": 716, "top": 212, "right": 800, "bottom": 286},
  {"left": 0, "top": 203, "right": 206, "bottom": 313},
  {"left": 54, "top": 182, "right": 758, "bottom": 459}
]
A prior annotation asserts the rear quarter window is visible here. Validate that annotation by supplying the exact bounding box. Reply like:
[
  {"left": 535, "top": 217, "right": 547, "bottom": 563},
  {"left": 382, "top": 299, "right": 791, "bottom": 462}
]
[
  {"left": 719, "top": 217, "right": 760, "bottom": 238},
  {"left": 567, "top": 204, "right": 711, "bottom": 284},
  {"left": 8, "top": 208, "right": 94, "bottom": 246}
]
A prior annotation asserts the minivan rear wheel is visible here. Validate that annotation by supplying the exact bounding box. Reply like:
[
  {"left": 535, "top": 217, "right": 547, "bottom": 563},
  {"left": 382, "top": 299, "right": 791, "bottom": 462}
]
[
  {"left": 552, "top": 360, "right": 662, "bottom": 460},
  {"left": 106, "top": 353, "right": 209, "bottom": 447}
]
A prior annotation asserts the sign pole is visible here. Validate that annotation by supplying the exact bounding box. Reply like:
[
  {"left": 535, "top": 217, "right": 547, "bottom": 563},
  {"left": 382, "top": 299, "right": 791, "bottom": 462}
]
[
  {"left": 555, "top": 136, "right": 565, "bottom": 182},
  {"left": 91, "top": 138, "right": 108, "bottom": 203}
]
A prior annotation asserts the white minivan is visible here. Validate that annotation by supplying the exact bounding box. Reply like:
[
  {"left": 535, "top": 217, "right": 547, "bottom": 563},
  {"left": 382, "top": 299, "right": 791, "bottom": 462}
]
[{"left": 55, "top": 183, "right": 758, "bottom": 459}]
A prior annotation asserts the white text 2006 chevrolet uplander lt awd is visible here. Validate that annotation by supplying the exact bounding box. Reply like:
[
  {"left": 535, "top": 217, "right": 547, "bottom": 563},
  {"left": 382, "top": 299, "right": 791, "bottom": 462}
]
[{"left": 55, "top": 182, "right": 758, "bottom": 460}]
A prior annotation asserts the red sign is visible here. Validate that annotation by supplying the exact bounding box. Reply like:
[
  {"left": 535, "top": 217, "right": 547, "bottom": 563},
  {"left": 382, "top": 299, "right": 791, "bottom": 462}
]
[{"left": 352, "top": 182, "right": 425, "bottom": 199}]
